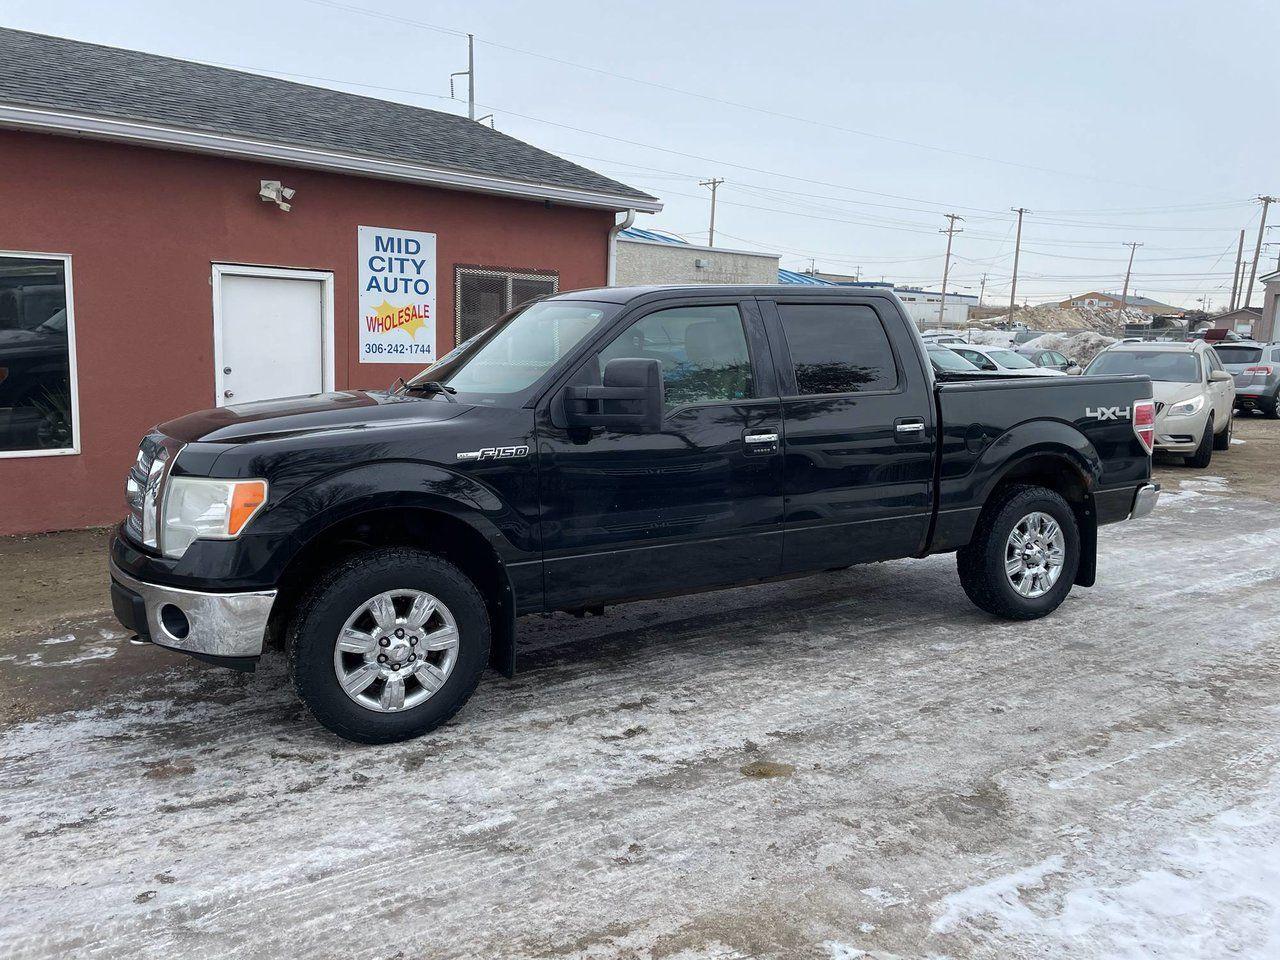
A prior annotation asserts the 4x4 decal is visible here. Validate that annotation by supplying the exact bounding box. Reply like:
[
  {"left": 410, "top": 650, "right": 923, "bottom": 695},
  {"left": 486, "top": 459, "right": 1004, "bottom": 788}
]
[{"left": 1087, "top": 406, "right": 1131, "bottom": 421}]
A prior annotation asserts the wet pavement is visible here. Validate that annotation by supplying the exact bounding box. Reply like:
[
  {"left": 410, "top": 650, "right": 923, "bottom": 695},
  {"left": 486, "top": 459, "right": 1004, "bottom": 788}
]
[{"left": 1, "top": 468, "right": 1278, "bottom": 959}]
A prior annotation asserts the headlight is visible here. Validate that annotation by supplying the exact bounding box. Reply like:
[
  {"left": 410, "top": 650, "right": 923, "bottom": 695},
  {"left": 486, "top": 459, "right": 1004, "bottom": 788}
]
[
  {"left": 1165, "top": 395, "right": 1205, "bottom": 418},
  {"left": 161, "top": 477, "right": 268, "bottom": 559}
]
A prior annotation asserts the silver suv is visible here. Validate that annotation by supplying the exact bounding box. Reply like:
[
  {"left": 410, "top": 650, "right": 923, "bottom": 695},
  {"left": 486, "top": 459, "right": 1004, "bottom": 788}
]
[
  {"left": 1213, "top": 341, "right": 1280, "bottom": 419},
  {"left": 1085, "top": 340, "right": 1235, "bottom": 467}
]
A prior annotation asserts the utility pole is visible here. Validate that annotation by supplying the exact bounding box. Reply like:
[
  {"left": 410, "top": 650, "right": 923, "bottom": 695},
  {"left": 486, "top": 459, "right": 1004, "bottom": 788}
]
[
  {"left": 978, "top": 273, "right": 989, "bottom": 307},
  {"left": 1265, "top": 241, "right": 1280, "bottom": 272},
  {"left": 1229, "top": 228, "right": 1246, "bottom": 311},
  {"left": 1007, "top": 207, "right": 1029, "bottom": 326},
  {"left": 699, "top": 177, "right": 725, "bottom": 247},
  {"left": 449, "top": 34, "right": 476, "bottom": 120},
  {"left": 1117, "top": 241, "right": 1143, "bottom": 320},
  {"left": 1243, "top": 195, "right": 1275, "bottom": 309},
  {"left": 937, "top": 213, "right": 964, "bottom": 330},
  {"left": 853, "top": 265, "right": 862, "bottom": 282}
]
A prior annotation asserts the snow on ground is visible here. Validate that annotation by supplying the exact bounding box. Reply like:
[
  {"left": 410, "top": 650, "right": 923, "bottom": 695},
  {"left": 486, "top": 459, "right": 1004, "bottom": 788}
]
[
  {"left": 1019, "top": 331, "right": 1118, "bottom": 365},
  {"left": 1, "top": 474, "right": 1278, "bottom": 959}
]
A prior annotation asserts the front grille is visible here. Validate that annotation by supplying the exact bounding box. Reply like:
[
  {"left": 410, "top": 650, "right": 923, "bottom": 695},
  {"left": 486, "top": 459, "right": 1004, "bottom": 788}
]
[{"left": 124, "top": 432, "right": 174, "bottom": 546}]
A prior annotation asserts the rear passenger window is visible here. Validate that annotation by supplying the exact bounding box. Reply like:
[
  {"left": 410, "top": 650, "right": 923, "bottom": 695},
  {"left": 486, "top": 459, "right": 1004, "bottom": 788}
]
[{"left": 778, "top": 303, "right": 899, "bottom": 394}]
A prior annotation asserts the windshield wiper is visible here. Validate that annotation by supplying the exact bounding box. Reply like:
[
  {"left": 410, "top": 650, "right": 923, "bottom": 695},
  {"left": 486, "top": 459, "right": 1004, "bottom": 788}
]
[{"left": 396, "top": 378, "right": 458, "bottom": 402}]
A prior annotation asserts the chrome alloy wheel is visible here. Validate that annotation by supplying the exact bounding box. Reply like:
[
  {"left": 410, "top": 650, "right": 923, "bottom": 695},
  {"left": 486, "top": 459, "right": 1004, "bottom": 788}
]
[
  {"left": 1004, "top": 512, "right": 1066, "bottom": 599},
  {"left": 332, "top": 589, "right": 459, "bottom": 713}
]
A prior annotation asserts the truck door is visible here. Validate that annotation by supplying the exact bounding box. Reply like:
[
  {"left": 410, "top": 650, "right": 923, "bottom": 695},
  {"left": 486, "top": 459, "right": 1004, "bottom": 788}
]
[
  {"left": 760, "top": 296, "right": 935, "bottom": 572},
  {"left": 537, "top": 298, "right": 784, "bottom": 609}
]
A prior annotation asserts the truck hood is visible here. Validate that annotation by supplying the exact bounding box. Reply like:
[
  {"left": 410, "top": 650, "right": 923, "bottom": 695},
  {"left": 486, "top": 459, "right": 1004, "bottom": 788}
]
[{"left": 159, "top": 390, "right": 470, "bottom": 443}]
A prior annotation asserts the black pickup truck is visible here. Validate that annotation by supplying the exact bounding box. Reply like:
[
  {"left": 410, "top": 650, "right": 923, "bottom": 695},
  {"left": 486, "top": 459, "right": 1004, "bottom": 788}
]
[{"left": 110, "top": 285, "right": 1159, "bottom": 743}]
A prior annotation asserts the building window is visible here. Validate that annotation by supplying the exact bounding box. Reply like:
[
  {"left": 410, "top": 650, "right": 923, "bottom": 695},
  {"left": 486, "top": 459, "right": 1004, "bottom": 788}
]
[
  {"left": 455, "top": 265, "right": 558, "bottom": 344},
  {"left": 0, "top": 253, "right": 79, "bottom": 457}
]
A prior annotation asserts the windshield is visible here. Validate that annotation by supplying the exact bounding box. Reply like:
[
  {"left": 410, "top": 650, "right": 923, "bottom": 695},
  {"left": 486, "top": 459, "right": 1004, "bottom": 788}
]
[
  {"left": 987, "top": 349, "right": 1037, "bottom": 369},
  {"left": 1087, "top": 350, "right": 1201, "bottom": 383},
  {"left": 1213, "top": 345, "right": 1262, "bottom": 365},
  {"left": 929, "top": 346, "right": 979, "bottom": 371},
  {"left": 409, "top": 299, "right": 619, "bottom": 403}
]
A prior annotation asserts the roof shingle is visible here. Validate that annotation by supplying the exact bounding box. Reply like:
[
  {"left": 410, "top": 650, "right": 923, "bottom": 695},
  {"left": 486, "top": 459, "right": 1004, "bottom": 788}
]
[{"left": 0, "top": 27, "right": 656, "bottom": 208}]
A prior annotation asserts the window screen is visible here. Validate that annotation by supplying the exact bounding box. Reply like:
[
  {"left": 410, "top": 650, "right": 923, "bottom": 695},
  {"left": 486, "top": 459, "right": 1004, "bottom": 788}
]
[
  {"left": 455, "top": 266, "right": 557, "bottom": 342},
  {"left": 598, "top": 305, "right": 754, "bottom": 410},
  {"left": 0, "top": 255, "right": 77, "bottom": 453},
  {"left": 777, "top": 303, "right": 899, "bottom": 394}
]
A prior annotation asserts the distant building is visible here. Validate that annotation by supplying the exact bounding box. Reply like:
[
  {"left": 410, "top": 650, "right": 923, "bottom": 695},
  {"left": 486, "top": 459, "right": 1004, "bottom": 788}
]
[
  {"left": 1059, "top": 291, "right": 1180, "bottom": 315},
  {"left": 1198, "top": 306, "right": 1262, "bottom": 337},
  {"left": 804, "top": 272, "right": 976, "bottom": 327},
  {"left": 614, "top": 229, "right": 779, "bottom": 285},
  {"left": 1260, "top": 269, "right": 1280, "bottom": 342}
]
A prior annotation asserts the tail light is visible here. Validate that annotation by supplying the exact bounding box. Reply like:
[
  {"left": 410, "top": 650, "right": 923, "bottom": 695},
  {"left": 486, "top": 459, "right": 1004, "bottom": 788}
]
[
  {"left": 1245, "top": 365, "right": 1274, "bottom": 376},
  {"left": 1133, "top": 399, "right": 1155, "bottom": 454}
]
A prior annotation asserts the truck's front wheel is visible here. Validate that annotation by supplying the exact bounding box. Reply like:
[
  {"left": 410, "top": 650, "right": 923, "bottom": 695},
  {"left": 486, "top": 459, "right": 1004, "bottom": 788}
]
[
  {"left": 287, "top": 548, "right": 491, "bottom": 744},
  {"left": 956, "top": 484, "right": 1079, "bottom": 620}
]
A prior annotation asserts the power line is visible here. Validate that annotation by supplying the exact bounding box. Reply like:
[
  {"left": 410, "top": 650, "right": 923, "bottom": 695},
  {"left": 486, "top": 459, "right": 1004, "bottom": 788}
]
[{"left": 296, "top": 0, "right": 1175, "bottom": 191}]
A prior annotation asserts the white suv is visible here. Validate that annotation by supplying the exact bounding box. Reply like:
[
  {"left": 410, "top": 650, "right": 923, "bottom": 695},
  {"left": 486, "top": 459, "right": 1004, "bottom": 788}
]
[{"left": 1085, "top": 340, "right": 1235, "bottom": 466}]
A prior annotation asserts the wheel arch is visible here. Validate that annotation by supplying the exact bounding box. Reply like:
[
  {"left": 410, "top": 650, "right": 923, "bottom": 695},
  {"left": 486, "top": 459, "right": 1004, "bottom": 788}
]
[
  {"left": 976, "top": 438, "right": 1101, "bottom": 589},
  {"left": 267, "top": 503, "right": 518, "bottom": 677}
]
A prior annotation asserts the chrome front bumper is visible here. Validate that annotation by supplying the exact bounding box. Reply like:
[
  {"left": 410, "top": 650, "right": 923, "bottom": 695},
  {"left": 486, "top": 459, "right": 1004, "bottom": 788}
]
[
  {"left": 110, "top": 561, "right": 276, "bottom": 660},
  {"left": 1130, "top": 482, "right": 1160, "bottom": 520}
]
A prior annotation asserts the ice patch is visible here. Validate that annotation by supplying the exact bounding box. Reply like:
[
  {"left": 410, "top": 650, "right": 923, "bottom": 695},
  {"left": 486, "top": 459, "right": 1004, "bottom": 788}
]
[
  {"left": 41, "top": 634, "right": 76, "bottom": 645},
  {"left": 932, "top": 854, "right": 1066, "bottom": 933}
]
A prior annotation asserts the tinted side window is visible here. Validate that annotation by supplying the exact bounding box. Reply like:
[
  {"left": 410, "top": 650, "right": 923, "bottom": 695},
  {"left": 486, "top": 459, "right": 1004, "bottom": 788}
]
[
  {"left": 777, "top": 303, "right": 899, "bottom": 394},
  {"left": 597, "top": 304, "right": 754, "bottom": 410}
]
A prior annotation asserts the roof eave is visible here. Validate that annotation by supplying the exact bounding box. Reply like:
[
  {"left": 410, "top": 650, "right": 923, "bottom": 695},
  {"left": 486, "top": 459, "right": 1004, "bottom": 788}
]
[{"left": 0, "top": 103, "right": 663, "bottom": 213}]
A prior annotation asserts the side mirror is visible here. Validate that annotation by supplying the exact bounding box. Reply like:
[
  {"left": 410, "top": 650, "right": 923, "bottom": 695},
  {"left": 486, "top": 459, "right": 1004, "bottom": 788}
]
[
  {"left": 1210, "top": 369, "right": 1233, "bottom": 383},
  {"left": 1067, "top": 365, "right": 1083, "bottom": 376},
  {"left": 563, "top": 357, "right": 663, "bottom": 432}
]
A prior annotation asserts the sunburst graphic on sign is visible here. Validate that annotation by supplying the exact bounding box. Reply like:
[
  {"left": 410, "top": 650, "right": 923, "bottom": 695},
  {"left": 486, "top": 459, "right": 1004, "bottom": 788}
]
[{"left": 370, "top": 299, "right": 428, "bottom": 340}]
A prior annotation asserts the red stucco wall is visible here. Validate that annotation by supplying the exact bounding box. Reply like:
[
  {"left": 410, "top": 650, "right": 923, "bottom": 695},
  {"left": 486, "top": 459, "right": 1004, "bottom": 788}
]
[{"left": 0, "top": 129, "right": 614, "bottom": 535}]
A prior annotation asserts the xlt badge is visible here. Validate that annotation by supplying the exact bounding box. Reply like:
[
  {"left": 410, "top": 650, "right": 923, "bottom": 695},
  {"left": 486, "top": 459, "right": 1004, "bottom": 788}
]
[{"left": 456, "top": 445, "right": 530, "bottom": 462}]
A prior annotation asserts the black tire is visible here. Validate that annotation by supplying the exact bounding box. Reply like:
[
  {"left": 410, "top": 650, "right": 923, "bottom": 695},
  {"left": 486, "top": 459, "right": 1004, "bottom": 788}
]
[
  {"left": 1213, "top": 411, "right": 1232, "bottom": 451},
  {"left": 1265, "top": 397, "right": 1280, "bottom": 420},
  {"left": 1187, "top": 414, "right": 1214, "bottom": 467},
  {"left": 956, "top": 484, "right": 1080, "bottom": 621},
  {"left": 287, "top": 548, "right": 490, "bottom": 744}
]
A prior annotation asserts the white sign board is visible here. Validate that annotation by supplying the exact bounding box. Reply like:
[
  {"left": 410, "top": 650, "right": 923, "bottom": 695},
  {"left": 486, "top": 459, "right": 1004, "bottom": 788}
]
[{"left": 358, "top": 225, "right": 437, "bottom": 364}]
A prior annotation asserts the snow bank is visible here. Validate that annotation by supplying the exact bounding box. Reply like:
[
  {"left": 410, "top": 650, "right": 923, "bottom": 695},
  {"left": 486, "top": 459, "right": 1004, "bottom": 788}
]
[{"left": 1019, "top": 331, "right": 1118, "bottom": 365}]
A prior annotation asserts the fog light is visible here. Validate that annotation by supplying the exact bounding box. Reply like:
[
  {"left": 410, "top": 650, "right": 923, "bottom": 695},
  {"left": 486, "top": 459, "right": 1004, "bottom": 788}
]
[{"left": 160, "top": 604, "right": 190, "bottom": 640}]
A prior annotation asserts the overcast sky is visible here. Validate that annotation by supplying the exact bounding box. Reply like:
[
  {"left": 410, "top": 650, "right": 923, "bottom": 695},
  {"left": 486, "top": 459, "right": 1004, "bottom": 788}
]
[{"left": 5, "top": 0, "right": 1278, "bottom": 307}]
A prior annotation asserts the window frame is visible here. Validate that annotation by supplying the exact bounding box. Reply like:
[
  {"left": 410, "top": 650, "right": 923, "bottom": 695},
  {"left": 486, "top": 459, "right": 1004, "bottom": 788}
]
[
  {"left": 0, "top": 250, "right": 81, "bottom": 460},
  {"left": 453, "top": 264, "right": 559, "bottom": 345},
  {"left": 765, "top": 298, "right": 907, "bottom": 400}
]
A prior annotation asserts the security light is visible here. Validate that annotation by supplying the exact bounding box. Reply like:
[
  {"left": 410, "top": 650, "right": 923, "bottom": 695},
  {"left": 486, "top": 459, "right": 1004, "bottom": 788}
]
[{"left": 258, "top": 180, "right": 295, "bottom": 211}]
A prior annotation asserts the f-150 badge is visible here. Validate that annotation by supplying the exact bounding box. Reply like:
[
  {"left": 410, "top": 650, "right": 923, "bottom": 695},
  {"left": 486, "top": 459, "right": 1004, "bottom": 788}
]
[
  {"left": 1086, "top": 406, "right": 1130, "bottom": 421},
  {"left": 456, "top": 445, "right": 530, "bottom": 462}
]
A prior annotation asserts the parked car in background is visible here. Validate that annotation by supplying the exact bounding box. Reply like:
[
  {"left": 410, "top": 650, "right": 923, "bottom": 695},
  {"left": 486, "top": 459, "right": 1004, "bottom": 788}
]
[
  {"left": 1086, "top": 340, "right": 1235, "bottom": 466},
  {"left": 1013, "top": 328, "right": 1047, "bottom": 345},
  {"left": 926, "top": 344, "right": 982, "bottom": 373},
  {"left": 950, "top": 344, "right": 1068, "bottom": 377},
  {"left": 1016, "top": 346, "right": 1081, "bottom": 375},
  {"left": 920, "top": 331, "right": 966, "bottom": 345},
  {"left": 1212, "top": 340, "right": 1280, "bottom": 419}
]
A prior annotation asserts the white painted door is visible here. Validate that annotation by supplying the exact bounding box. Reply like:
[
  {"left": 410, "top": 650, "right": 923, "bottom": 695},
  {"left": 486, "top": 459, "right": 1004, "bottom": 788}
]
[{"left": 214, "top": 266, "right": 334, "bottom": 406}]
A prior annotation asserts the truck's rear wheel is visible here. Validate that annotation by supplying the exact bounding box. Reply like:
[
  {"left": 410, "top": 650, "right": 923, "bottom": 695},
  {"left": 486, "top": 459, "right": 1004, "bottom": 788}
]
[
  {"left": 956, "top": 484, "right": 1079, "bottom": 621},
  {"left": 287, "top": 548, "right": 490, "bottom": 744}
]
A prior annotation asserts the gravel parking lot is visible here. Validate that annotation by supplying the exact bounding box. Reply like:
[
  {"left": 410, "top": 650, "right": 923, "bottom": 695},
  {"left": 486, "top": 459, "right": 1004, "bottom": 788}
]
[{"left": 2, "top": 418, "right": 1277, "bottom": 959}]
